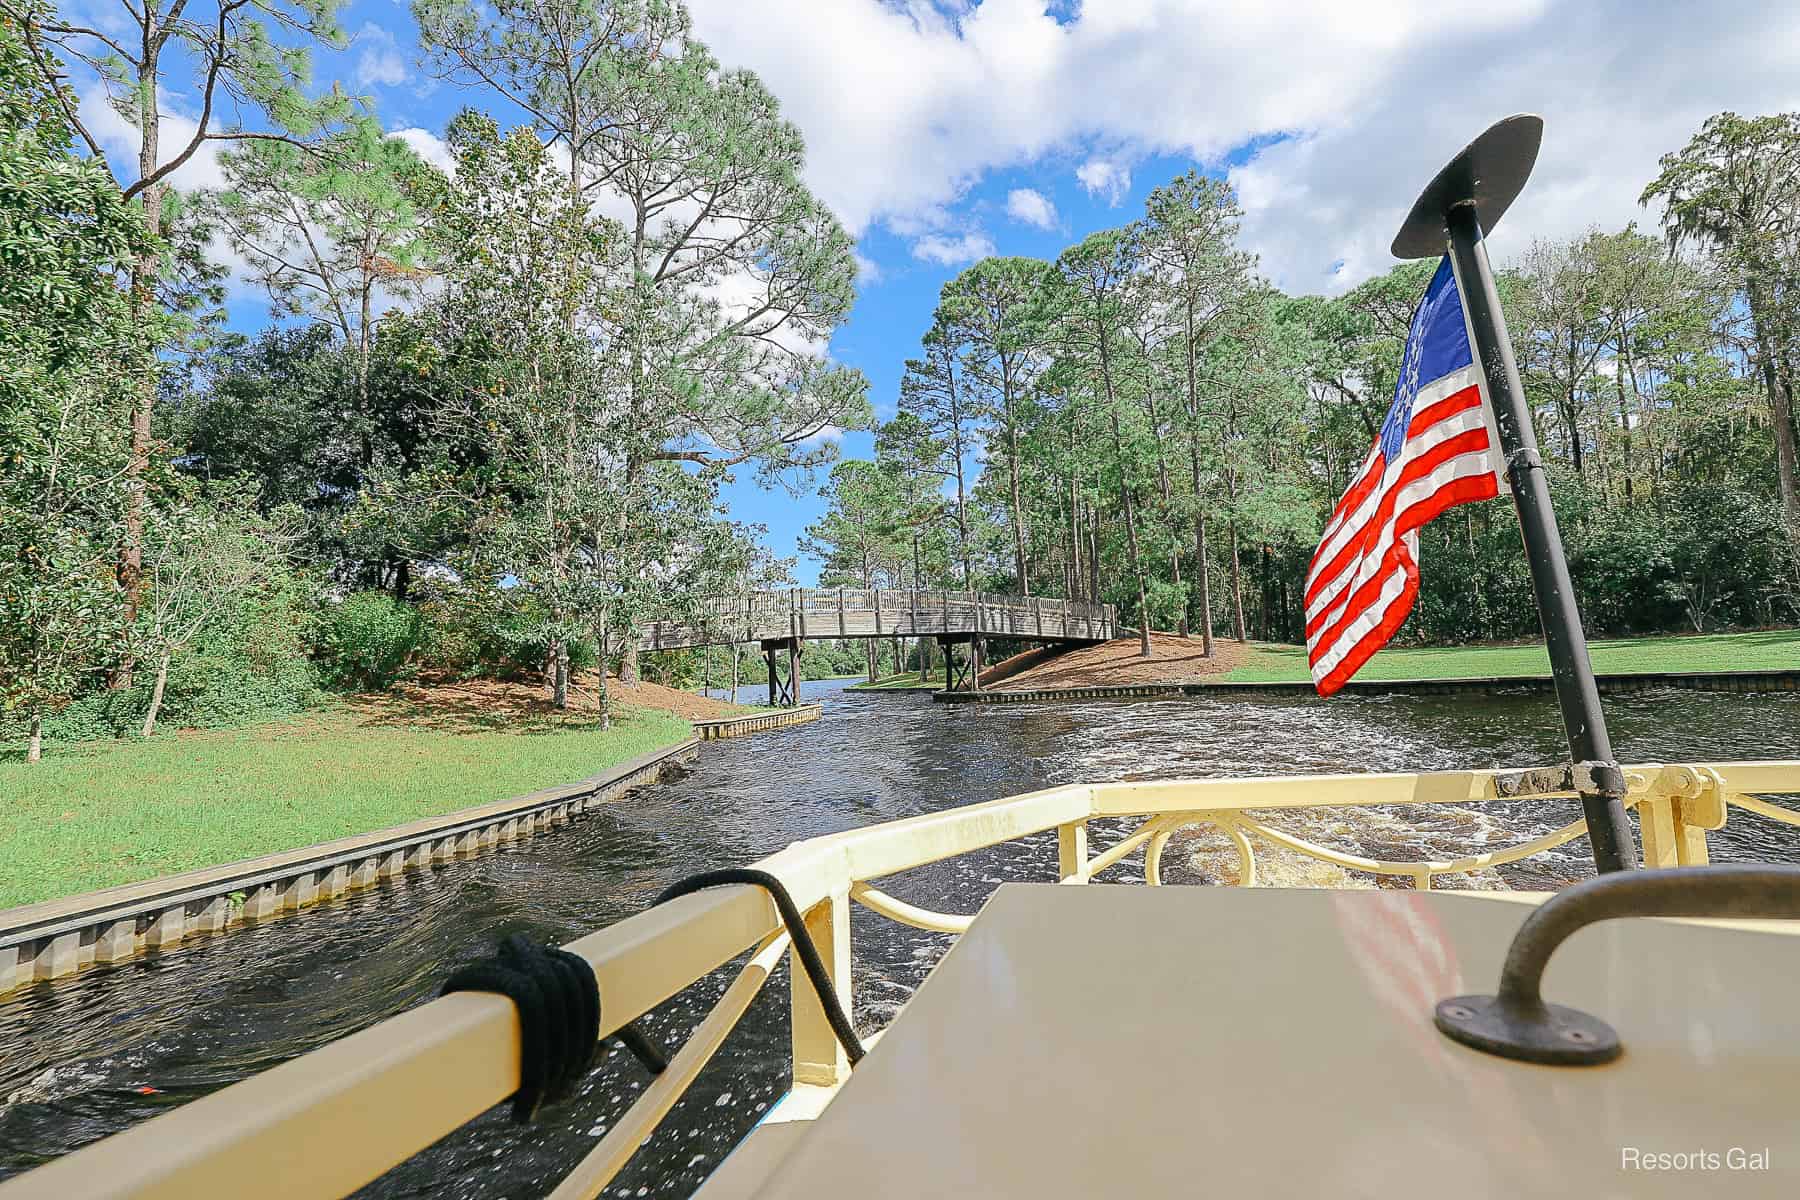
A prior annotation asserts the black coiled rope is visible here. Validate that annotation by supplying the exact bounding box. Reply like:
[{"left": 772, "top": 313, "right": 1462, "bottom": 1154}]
[
  {"left": 654, "top": 868, "right": 866, "bottom": 1065},
  {"left": 442, "top": 869, "right": 861, "bottom": 1123}
]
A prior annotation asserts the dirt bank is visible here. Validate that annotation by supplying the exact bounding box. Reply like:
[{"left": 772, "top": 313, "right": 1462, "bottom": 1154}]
[
  {"left": 360, "top": 671, "right": 749, "bottom": 729},
  {"left": 983, "top": 635, "right": 1249, "bottom": 690}
]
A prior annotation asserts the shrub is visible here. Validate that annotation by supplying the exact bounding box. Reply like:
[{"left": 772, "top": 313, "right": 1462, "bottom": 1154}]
[
  {"left": 0, "top": 576, "right": 323, "bottom": 744},
  {"left": 317, "top": 592, "right": 424, "bottom": 690}
]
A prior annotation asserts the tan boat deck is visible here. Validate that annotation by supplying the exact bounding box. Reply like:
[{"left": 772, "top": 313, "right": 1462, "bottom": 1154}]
[{"left": 707, "top": 884, "right": 1799, "bottom": 1198}]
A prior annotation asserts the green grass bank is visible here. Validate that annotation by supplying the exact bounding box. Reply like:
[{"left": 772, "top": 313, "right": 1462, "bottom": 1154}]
[
  {"left": 0, "top": 696, "right": 693, "bottom": 910},
  {"left": 1219, "top": 629, "right": 1800, "bottom": 683}
]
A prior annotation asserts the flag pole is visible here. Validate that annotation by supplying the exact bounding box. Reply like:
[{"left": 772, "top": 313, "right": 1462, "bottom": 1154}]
[{"left": 1394, "top": 115, "right": 1638, "bottom": 874}]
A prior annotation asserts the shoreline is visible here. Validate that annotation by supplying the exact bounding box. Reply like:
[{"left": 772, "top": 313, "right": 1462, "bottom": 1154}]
[
  {"left": 850, "top": 630, "right": 1800, "bottom": 697},
  {"left": 932, "top": 667, "right": 1800, "bottom": 704},
  {"left": 0, "top": 700, "right": 827, "bottom": 992}
]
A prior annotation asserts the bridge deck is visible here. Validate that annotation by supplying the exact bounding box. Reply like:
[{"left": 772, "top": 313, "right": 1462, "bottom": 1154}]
[{"left": 640, "top": 589, "right": 1116, "bottom": 652}]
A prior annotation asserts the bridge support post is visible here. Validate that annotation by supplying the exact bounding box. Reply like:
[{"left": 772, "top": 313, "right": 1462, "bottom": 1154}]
[
  {"left": 761, "top": 637, "right": 801, "bottom": 708},
  {"left": 938, "top": 633, "right": 979, "bottom": 692}
]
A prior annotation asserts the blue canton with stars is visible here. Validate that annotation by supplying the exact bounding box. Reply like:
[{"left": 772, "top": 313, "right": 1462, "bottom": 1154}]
[{"left": 1376, "top": 256, "right": 1473, "bottom": 465}]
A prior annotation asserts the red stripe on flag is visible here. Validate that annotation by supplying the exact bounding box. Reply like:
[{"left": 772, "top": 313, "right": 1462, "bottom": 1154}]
[
  {"left": 1305, "top": 385, "right": 1483, "bottom": 578},
  {"left": 1304, "top": 426, "right": 1493, "bottom": 634},
  {"left": 1303, "top": 389, "right": 1485, "bottom": 609},
  {"left": 1311, "top": 469, "right": 1499, "bottom": 656},
  {"left": 1311, "top": 472, "right": 1501, "bottom": 694}
]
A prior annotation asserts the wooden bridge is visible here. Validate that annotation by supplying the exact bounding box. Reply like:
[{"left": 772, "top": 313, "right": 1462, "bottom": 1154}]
[{"left": 640, "top": 588, "right": 1117, "bottom": 705}]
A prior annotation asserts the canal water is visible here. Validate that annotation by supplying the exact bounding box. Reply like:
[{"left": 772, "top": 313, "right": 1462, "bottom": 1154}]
[{"left": 3, "top": 681, "right": 1798, "bottom": 1195}]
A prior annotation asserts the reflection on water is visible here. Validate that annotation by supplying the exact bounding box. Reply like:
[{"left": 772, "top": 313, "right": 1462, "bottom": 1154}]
[{"left": 2, "top": 682, "right": 1797, "bottom": 1194}]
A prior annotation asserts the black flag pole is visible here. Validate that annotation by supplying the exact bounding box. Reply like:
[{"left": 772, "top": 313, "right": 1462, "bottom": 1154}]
[{"left": 1393, "top": 115, "right": 1638, "bottom": 874}]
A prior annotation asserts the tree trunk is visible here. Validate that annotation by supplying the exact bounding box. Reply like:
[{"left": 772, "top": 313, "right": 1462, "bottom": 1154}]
[
  {"left": 114, "top": 98, "right": 167, "bottom": 692},
  {"left": 730, "top": 643, "right": 741, "bottom": 700},
  {"left": 1088, "top": 514, "right": 1101, "bottom": 604},
  {"left": 142, "top": 652, "right": 172, "bottom": 738},
  {"left": 1745, "top": 277, "right": 1800, "bottom": 546},
  {"left": 1564, "top": 337, "right": 1585, "bottom": 476},
  {"left": 552, "top": 640, "right": 571, "bottom": 709},
  {"left": 1194, "top": 509, "right": 1215, "bottom": 657},
  {"left": 592, "top": 613, "right": 613, "bottom": 730},
  {"left": 1188, "top": 434, "right": 1216, "bottom": 656},
  {"left": 620, "top": 641, "right": 640, "bottom": 685},
  {"left": 1257, "top": 543, "right": 1271, "bottom": 641},
  {"left": 1227, "top": 520, "right": 1248, "bottom": 643},
  {"left": 1004, "top": 378, "right": 1029, "bottom": 594},
  {"left": 595, "top": 654, "right": 611, "bottom": 730},
  {"left": 1138, "top": 381, "right": 1184, "bottom": 636},
  {"left": 1614, "top": 348, "right": 1633, "bottom": 501},
  {"left": 27, "top": 713, "right": 43, "bottom": 764},
  {"left": 1100, "top": 368, "right": 1152, "bottom": 655}
]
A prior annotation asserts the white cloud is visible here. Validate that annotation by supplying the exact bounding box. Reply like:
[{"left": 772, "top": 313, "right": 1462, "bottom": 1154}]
[
  {"left": 686, "top": 0, "right": 1800, "bottom": 293},
  {"left": 1004, "top": 187, "right": 1058, "bottom": 230},
  {"left": 80, "top": 86, "right": 227, "bottom": 192},
  {"left": 852, "top": 248, "right": 883, "bottom": 285},
  {"left": 911, "top": 231, "right": 996, "bottom": 266},
  {"left": 1074, "top": 159, "right": 1130, "bottom": 206},
  {"left": 394, "top": 126, "right": 454, "bottom": 174},
  {"left": 799, "top": 424, "right": 846, "bottom": 447},
  {"left": 353, "top": 24, "right": 410, "bottom": 90}
]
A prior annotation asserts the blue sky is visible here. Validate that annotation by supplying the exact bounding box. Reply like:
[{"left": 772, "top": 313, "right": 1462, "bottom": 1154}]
[
  {"left": 78, "top": 0, "right": 1800, "bottom": 582},
  {"left": 750, "top": 148, "right": 1227, "bottom": 582}
]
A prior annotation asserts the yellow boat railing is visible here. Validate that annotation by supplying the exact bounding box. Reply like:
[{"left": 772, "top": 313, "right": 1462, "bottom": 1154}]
[{"left": 4, "top": 760, "right": 1797, "bottom": 1200}]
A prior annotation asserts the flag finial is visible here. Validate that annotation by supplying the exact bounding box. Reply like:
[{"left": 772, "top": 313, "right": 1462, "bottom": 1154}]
[{"left": 1392, "top": 114, "right": 1543, "bottom": 260}]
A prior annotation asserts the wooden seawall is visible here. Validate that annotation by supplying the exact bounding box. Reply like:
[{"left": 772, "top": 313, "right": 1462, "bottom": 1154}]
[
  {"left": 933, "top": 668, "right": 1800, "bottom": 704},
  {"left": 0, "top": 740, "right": 698, "bottom": 994},
  {"left": 692, "top": 705, "right": 822, "bottom": 739}
]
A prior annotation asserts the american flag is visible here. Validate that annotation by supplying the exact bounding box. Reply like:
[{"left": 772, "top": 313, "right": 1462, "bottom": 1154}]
[{"left": 1305, "top": 257, "right": 1505, "bottom": 696}]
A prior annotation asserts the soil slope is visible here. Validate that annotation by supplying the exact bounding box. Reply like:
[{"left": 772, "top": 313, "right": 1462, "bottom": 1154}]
[
  {"left": 985, "top": 635, "right": 1249, "bottom": 690},
  {"left": 362, "top": 670, "right": 748, "bottom": 729}
]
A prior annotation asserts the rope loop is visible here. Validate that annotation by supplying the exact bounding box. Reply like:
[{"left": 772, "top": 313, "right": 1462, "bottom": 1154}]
[
  {"left": 440, "top": 868, "right": 859, "bottom": 1125},
  {"left": 442, "top": 932, "right": 663, "bottom": 1123},
  {"left": 655, "top": 868, "right": 866, "bottom": 1065}
]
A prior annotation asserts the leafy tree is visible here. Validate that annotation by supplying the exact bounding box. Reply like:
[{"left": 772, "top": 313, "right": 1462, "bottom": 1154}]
[
  {"left": 137, "top": 485, "right": 301, "bottom": 735},
  {"left": 204, "top": 115, "right": 441, "bottom": 412},
  {"left": 4, "top": 0, "right": 352, "bottom": 676},
  {"left": 801, "top": 460, "right": 904, "bottom": 681},
  {"left": 0, "top": 12, "right": 147, "bottom": 760},
  {"left": 1056, "top": 229, "right": 1154, "bottom": 655},
  {"left": 1136, "top": 172, "right": 1256, "bottom": 650},
  {"left": 937, "top": 257, "right": 1059, "bottom": 593},
  {"left": 898, "top": 324, "right": 979, "bottom": 585},
  {"left": 426, "top": 111, "right": 628, "bottom": 712},
  {"left": 416, "top": 0, "right": 872, "bottom": 682},
  {"left": 1643, "top": 111, "right": 1800, "bottom": 542}
]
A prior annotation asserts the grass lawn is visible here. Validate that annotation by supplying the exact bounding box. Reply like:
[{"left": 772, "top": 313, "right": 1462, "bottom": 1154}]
[
  {"left": 847, "top": 671, "right": 941, "bottom": 691},
  {"left": 0, "top": 698, "right": 692, "bottom": 910},
  {"left": 1218, "top": 629, "right": 1800, "bottom": 683}
]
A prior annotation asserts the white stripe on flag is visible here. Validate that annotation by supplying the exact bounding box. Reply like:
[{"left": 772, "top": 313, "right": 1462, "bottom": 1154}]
[
  {"left": 1308, "top": 449, "right": 1498, "bottom": 678},
  {"left": 1307, "top": 365, "right": 1484, "bottom": 581},
  {"left": 1305, "top": 410, "right": 1495, "bottom": 623}
]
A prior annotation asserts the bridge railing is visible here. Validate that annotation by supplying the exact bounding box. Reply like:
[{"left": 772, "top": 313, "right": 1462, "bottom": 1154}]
[
  {"left": 19, "top": 759, "right": 1790, "bottom": 1200},
  {"left": 639, "top": 588, "right": 1116, "bottom": 650}
]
